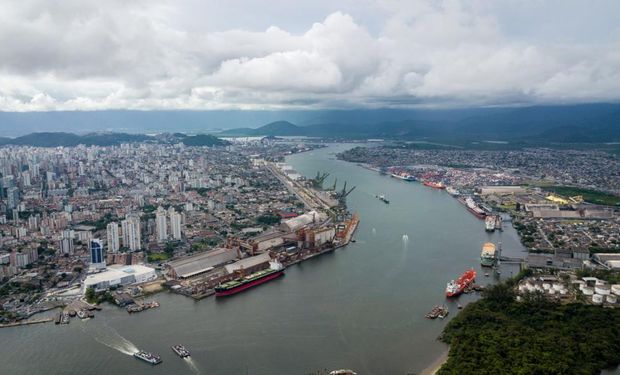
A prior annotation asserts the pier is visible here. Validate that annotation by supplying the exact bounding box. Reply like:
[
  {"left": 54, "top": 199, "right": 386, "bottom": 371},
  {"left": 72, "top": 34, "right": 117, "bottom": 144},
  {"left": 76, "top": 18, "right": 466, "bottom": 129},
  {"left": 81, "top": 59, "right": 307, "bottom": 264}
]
[{"left": 0, "top": 317, "right": 54, "bottom": 329}]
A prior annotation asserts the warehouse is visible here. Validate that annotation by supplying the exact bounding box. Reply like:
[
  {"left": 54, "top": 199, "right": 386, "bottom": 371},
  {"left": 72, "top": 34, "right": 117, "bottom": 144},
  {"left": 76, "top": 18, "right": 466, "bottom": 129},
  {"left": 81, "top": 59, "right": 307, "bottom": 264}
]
[
  {"left": 166, "top": 247, "right": 238, "bottom": 279},
  {"left": 82, "top": 265, "right": 157, "bottom": 292},
  {"left": 224, "top": 252, "right": 272, "bottom": 275}
]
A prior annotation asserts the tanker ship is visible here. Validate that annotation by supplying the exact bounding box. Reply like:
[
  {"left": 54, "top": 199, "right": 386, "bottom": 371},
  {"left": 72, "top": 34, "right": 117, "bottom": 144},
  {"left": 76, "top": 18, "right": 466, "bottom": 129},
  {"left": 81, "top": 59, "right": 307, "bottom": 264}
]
[
  {"left": 215, "top": 260, "right": 284, "bottom": 297},
  {"left": 445, "top": 269, "right": 477, "bottom": 297}
]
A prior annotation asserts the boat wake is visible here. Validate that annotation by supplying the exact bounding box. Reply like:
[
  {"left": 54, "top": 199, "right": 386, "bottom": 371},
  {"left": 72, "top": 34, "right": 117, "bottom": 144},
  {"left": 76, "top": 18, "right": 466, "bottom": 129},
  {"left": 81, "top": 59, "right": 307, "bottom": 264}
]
[
  {"left": 185, "top": 357, "right": 201, "bottom": 374},
  {"left": 87, "top": 324, "right": 139, "bottom": 355}
]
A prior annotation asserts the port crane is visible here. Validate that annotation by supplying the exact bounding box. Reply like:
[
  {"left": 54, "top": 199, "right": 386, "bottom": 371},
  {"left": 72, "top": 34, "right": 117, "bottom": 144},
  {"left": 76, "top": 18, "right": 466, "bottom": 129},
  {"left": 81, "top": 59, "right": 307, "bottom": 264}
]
[
  {"left": 310, "top": 171, "right": 330, "bottom": 189},
  {"left": 334, "top": 181, "right": 356, "bottom": 206}
]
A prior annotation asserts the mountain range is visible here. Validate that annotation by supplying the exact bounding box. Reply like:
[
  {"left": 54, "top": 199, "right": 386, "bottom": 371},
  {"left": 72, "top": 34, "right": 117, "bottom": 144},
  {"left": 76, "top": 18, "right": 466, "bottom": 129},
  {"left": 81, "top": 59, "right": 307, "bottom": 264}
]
[
  {"left": 221, "top": 104, "right": 620, "bottom": 142},
  {"left": 1, "top": 103, "right": 619, "bottom": 143}
]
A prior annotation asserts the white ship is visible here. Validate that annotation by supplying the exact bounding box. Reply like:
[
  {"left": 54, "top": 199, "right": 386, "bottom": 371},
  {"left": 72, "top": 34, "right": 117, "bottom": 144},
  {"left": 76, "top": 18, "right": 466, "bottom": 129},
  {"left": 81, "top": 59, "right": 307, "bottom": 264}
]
[
  {"left": 485, "top": 215, "right": 495, "bottom": 232},
  {"left": 445, "top": 186, "right": 460, "bottom": 196}
]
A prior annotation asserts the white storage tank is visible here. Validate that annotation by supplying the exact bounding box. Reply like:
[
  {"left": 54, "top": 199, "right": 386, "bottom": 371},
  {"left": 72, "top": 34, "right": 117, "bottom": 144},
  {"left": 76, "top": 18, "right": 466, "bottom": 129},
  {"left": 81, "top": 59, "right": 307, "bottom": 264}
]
[
  {"left": 543, "top": 283, "right": 551, "bottom": 290},
  {"left": 595, "top": 285, "right": 611, "bottom": 296},
  {"left": 592, "top": 294, "right": 603, "bottom": 304},
  {"left": 552, "top": 283, "right": 563, "bottom": 291},
  {"left": 607, "top": 295, "right": 617, "bottom": 304},
  {"left": 612, "top": 285, "right": 620, "bottom": 296},
  {"left": 582, "top": 287, "right": 594, "bottom": 296},
  {"left": 548, "top": 289, "right": 556, "bottom": 295},
  {"left": 559, "top": 289, "right": 568, "bottom": 295}
]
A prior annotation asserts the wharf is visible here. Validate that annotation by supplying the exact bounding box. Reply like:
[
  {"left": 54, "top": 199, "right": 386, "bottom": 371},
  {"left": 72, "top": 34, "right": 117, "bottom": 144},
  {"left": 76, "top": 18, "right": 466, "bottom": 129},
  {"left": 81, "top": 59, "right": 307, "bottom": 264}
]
[{"left": 0, "top": 317, "right": 54, "bottom": 329}]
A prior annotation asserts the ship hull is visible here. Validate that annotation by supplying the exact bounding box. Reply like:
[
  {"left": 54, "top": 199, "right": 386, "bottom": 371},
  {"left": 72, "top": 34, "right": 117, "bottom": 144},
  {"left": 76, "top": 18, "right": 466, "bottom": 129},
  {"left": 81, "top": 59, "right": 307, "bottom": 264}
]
[
  {"left": 467, "top": 206, "right": 486, "bottom": 219},
  {"left": 215, "top": 270, "right": 284, "bottom": 297},
  {"left": 391, "top": 174, "right": 415, "bottom": 181},
  {"left": 480, "top": 257, "right": 495, "bottom": 267}
]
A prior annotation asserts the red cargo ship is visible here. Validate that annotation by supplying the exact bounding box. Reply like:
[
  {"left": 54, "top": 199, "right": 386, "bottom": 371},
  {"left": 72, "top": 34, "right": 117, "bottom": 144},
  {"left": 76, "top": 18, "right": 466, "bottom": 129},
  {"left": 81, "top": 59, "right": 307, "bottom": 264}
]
[
  {"left": 423, "top": 181, "right": 445, "bottom": 189},
  {"left": 445, "top": 269, "right": 477, "bottom": 297},
  {"left": 215, "top": 261, "right": 284, "bottom": 297}
]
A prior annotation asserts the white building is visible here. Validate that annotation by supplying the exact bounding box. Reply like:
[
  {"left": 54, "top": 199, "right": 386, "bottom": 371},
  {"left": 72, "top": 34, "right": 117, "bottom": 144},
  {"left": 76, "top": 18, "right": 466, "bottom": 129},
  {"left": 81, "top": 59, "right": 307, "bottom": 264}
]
[
  {"left": 170, "top": 210, "right": 182, "bottom": 240},
  {"left": 121, "top": 214, "right": 141, "bottom": 251},
  {"left": 83, "top": 264, "right": 157, "bottom": 292},
  {"left": 156, "top": 207, "right": 168, "bottom": 243},
  {"left": 106, "top": 222, "right": 120, "bottom": 253}
]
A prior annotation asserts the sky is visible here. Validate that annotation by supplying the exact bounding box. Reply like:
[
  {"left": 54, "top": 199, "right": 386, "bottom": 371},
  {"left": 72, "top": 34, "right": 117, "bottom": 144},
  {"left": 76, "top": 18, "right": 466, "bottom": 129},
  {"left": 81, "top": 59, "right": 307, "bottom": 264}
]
[{"left": 1, "top": 0, "right": 619, "bottom": 111}]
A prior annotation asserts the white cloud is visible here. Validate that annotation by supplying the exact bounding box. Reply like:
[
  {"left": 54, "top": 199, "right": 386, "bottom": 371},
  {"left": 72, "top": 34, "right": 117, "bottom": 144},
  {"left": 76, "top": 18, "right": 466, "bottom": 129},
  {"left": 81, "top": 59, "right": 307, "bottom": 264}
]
[{"left": 0, "top": 0, "right": 619, "bottom": 111}]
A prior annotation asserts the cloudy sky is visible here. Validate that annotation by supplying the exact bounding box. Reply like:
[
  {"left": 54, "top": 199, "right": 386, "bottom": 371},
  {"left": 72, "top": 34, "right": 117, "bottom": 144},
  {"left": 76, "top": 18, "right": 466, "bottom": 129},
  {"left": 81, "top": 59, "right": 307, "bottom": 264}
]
[{"left": 1, "top": 0, "right": 619, "bottom": 111}]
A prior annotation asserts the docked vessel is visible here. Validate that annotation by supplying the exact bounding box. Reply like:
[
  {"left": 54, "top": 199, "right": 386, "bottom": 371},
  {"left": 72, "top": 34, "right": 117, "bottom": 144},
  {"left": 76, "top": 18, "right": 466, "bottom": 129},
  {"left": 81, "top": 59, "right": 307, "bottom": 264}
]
[
  {"left": 445, "top": 186, "right": 460, "bottom": 196},
  {"left": 485, "top": 216, "right": 495, "bottom": 232},
  {"left": 329, "top": 370, "right": 358, "bottom": 375},
  {"left": 423, "top": 181, "right": 445, "bottom": 189},
  {"left": 480, "top": 242, "right": 497, "bottom": 267},
  {"left": 133, "top": 351, "right": 162, "bottom": 365},
  {"left": 445, "top": 269, "right": 477, "bottom": 297},
  {"left": 391, "top": 172, "right": 415, "bottom": 181},
  {"left": 461, "top": 196, "right": 486, "bottom": 219},
  {"left": 171, "top": 345, "right": 190, "bottom": 358},
  {"left": 376, "top": 194, "right": 390, "bottom": 204},
  {"left": 215, "top": 260, "right": 285, "bottom": 297}
]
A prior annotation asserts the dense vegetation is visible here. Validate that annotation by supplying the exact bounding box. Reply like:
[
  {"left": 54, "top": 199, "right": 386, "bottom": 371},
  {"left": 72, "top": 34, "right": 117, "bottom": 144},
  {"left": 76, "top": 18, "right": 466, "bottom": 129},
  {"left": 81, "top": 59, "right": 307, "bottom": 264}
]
[
  {"left": 256, "top": 213, "right": 281, "bottom": 225},
  {"left": 84, "top": 287, "right": 114, "bottom": 304},
  {"left": 543, "top": 186, "right": 620, "bottom": 206},
  {"left": 0, "top": 132, "right": 229, "bottom": 148},
  {"left": 439, "top": 279, "right": 620, "bottom": 375},
  {"left": 179, "top": 134, "right": 231, "bottom": 146}
]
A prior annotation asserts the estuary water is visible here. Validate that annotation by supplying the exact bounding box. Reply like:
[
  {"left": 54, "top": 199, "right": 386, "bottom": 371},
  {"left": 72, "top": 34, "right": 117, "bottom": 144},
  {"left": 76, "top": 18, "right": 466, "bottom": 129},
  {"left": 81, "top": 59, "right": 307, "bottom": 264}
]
[{"left": 1, "top": 144, "right": 527, "bottom": 375}]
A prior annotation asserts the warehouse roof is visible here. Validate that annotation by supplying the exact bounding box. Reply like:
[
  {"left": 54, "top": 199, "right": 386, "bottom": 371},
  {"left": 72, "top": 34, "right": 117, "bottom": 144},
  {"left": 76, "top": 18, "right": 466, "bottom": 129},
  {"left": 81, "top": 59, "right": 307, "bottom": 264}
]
[
  {"left": 167, "top": 247, "right": 238, "bottom": 279},
  {"left": 224, "top": 253, "right": 272, "bottom": 274}
]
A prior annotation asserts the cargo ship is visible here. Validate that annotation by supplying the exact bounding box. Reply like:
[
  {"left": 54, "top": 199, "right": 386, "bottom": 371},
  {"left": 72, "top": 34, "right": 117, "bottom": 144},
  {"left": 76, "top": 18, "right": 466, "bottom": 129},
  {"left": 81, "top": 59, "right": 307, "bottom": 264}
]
[
  {"left": 423, "top": 181, "right": 445, "bottom": 189},
  {"left": 445, "top": 186, "right": 460, "bottom": 196},
  {"left": 485, "top": 215, "right": 495, "bottom": 232},
  {"left": 215, "top": 260, "right": 284, "bottom": 297},
  {"left": 460, "top": 196, "right": 486, "bottom": 219},
  {"left": 445, "top": 269, "right": 477, "bottom": 297},
  {"left": 171, "top": 345, "right": 190, "bottom": 358},
  {"left": 480, "top": 242, "right": 497, "bottom": 267},
  {"left": 134, "top": 351, "right": 162, "bottom": 365},
  {"left": 391, "top": 172, "right": 415, "bottom": 181}
]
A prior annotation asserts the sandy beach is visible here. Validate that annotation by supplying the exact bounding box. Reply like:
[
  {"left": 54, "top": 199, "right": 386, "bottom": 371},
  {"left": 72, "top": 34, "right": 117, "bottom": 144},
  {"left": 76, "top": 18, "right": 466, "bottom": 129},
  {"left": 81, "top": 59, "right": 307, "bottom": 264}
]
[{"left": 420, "top": 347, "right": 449, "bottom": 375}]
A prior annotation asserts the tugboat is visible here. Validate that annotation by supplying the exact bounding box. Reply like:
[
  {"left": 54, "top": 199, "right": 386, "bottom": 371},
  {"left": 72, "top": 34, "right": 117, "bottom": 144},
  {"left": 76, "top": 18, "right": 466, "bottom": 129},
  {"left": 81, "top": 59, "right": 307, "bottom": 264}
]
[
  {"left": 376, "top": 194, "right": 390, "bottom": 204},
  {"left": 425, "top": 305, "right": 449, "bottom": 319},
  {"left": 171, "top": 345, "right": 190, "bottom": 358},
  {"left": 133, "top": 350, "right": 162, "bottom": 365}
]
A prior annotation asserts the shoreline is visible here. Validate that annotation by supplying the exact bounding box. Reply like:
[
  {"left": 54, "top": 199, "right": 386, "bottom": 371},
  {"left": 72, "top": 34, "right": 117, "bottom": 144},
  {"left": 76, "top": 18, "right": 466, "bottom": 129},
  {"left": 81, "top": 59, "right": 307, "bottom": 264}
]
[{"left": 420, "top": 347, "right": 449, "bottom": 375}]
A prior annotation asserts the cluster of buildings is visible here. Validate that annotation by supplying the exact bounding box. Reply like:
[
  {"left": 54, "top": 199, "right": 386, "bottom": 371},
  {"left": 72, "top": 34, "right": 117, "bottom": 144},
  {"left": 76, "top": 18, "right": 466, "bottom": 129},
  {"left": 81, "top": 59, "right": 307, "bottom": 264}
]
[
  {"left": 340, "top": 145, "right": 620, "bottom": 275},
  {"left": 340, "top": 146, "right": 620, "bottom": 194},
  {"left": 0, "top": 138, "right": 324, "bottom": 320}
]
